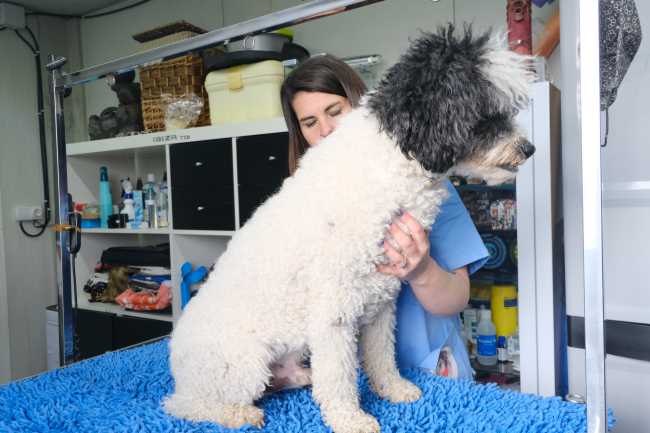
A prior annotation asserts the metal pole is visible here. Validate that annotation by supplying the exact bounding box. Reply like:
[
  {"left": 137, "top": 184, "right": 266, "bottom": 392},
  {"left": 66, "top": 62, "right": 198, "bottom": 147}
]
[
  {"left": 59, "top": 0, "right": 383, "bottom": 87},
  {"left": 48, "top": 55, "right": 75, "bottom": 366},
  {"left": 577, "top": 0, "right": 607, "bottom": 432}
]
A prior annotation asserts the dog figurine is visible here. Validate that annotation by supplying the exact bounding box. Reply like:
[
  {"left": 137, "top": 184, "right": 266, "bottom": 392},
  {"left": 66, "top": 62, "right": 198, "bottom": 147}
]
[{"left": 164, "top": 25, "right": 535, "bottom": 433}]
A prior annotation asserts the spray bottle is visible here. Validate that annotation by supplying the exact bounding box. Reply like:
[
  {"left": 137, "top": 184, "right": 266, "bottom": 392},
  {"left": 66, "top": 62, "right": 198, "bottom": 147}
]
[{"left": 99, "top": 166, "right": 112, "bottom": 228}]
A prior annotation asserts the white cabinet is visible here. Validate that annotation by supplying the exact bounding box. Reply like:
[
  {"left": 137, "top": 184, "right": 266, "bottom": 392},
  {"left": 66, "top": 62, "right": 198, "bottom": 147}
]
[{"left": 67, "top": 118, "right": 288, "bottom": 327}]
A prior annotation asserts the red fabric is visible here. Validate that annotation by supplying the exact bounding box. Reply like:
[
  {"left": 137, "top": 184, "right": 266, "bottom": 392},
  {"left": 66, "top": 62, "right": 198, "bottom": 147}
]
[
  {"left": 507, "top": 0, "right": 532, "bottom": 55},
  {"left": 115, "top": 281, "right": 172, "bottom": 311}
]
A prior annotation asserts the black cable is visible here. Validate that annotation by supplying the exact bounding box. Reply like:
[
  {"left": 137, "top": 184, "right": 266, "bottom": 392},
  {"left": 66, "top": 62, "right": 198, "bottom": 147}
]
[
  {"left": 19, "top": 220, "right": 47, "bottom": 237},
  {"left": 14, "top": 26, "right": 51, "bottom": 237},
  {"left": 68, "top": 208, "right": 82, "bottom": 361},
  {"left": 13, "top": 29, "right": 35, "bottom": 52},
  {"left": 71, "top": 251, "right": 81, "bottom": 361},
  {"left": 25, "top": 0, "right": 151, "bottom": 19},
  {"left": 24, "top": 26, "right": 39, "bottom": 51},
  {"left": 26, "top": 26, "right": 50, "bottom": 230},
  {"left": 25, "top": 11, "right": 77, "bottom": 18}
]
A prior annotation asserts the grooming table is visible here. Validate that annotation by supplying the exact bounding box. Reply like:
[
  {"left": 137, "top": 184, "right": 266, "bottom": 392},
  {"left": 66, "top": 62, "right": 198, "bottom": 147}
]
[{"left": 0, "top": 339, "right": 613, "bottom": 432}]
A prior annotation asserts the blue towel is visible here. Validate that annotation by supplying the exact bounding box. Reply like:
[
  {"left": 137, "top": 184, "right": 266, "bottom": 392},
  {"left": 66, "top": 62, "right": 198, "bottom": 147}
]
[{"left": 0, "top": 339, "right": 613, "bottom": 432}]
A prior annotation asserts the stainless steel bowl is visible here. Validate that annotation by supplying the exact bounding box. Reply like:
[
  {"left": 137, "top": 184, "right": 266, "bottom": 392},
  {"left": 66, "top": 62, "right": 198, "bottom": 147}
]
[{"left": 225, "top": 33, "right": 290, "bottom": 53}]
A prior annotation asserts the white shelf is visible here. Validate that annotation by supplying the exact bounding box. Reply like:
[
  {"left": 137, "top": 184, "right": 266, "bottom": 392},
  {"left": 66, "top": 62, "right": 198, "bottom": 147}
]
[
  {"left": 67, "top": 117, "right": 288, "bottom": 156},
  {"left": 82, "top": 227, "right": 170, "bottom": 235},
  {"left": 75, "top": 293, "right": 173, "bottom": 322},
  {"left": 172, "top": 229, "right": 235, "bottom": 237}
]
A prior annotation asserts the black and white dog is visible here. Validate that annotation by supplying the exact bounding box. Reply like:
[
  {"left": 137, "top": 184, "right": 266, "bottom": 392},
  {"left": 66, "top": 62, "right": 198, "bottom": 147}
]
[{"left": 164, "top": 25, "right": 535, "bottom": 433}]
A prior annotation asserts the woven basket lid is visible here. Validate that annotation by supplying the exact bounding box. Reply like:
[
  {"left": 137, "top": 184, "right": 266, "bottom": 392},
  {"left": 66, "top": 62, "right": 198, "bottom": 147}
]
[{"left": 132, "top": 21, "right": 207, "bottom": 43}]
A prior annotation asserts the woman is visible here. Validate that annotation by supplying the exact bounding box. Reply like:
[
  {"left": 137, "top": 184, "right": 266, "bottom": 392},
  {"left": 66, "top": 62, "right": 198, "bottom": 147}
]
[{"left": 280, "top": 55, "right": 489, "bottom": 380}]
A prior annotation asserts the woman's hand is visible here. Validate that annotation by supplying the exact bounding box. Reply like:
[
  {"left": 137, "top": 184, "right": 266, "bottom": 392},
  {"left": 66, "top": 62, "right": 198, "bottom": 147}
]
[
  {"left": 377, "top": 212, "right": 434, "bottom": 283},
  {"left": 377, "top": 212, "right": 471, "bottom": 315}
]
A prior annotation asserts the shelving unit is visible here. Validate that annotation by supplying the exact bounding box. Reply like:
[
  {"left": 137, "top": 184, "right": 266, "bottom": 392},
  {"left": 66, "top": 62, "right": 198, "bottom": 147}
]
[
  {"left": 82, "top": 228, "right": 170, "bottom": 235},
  {"left": 454, "top": 180, "right": 520, "bottom": 388},
  {"left": 67, "top": 117, "right": 290, "bottom": 355},
  {"left": 75, "top": 293, "right": 173, "bottom": 322},
  {"left": 171, "top": 229, "right": 235, "bottom": 237}
]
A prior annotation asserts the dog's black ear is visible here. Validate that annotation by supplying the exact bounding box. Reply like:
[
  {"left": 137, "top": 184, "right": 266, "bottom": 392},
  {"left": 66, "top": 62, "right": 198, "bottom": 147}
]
[{"left": 367, "top": 24, "right": 492, "bottom": 174}]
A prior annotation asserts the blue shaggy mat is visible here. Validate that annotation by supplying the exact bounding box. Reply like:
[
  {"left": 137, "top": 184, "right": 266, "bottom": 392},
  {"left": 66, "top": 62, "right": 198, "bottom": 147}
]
[{"left": 0, "top": 339, "right": 613, "bottom": 433}]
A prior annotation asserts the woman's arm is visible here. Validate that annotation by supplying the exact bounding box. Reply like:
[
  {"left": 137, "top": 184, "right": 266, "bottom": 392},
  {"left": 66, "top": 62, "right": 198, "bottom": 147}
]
[
  {"left": 377, "top": 212, "right": 470, "bottom": 315},
  {"left": 408, "top": 261, "right": 470, "bottom": 316}
]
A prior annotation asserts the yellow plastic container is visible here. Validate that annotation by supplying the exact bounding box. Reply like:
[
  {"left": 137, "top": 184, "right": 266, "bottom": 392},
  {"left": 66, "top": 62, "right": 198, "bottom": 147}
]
[
  {"left": 204, "top": 60, "right": 285, "bottom": 125},
  {"left": 470, "top": 280, "right": 492, "bottom": 308},
  {"left": 490, "top": 284, "right": 518, "bottom": 337}
]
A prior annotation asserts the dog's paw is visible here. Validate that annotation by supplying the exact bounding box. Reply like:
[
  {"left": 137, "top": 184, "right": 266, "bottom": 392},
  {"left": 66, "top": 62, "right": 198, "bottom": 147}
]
[
  {"left": 328, "top": 410, "right": 380, "bottom": 433},
  {"left": 374, "top": 377, "right": 422, "bottom": 403},
  {"left": 219, "top": 404, "right": 265, "bottom": 429}
]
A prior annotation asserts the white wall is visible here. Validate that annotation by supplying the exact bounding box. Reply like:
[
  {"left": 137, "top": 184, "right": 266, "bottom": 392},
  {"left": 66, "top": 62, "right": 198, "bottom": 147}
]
[
  {"left": 562, "top": 0, "right": 650, "bottom": 324},
  {"left": 0, "top": 16, "right": 81, "bottom": 382},
  {"left": 0, "top": 190, "right": 10, "bottom": 383},
  {"left": 599, "top": 0, "right": 650, "bottom": 325},
  {"left": 561, "top": 1, "right": 650, "bottom": 432}
]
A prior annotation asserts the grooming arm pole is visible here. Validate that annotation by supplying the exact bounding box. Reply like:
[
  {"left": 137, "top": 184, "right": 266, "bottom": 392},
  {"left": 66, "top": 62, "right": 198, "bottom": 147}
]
[
  {"left": 48, "top": 55, "right": 75, "bottom": 366},
  {"left": 577, "top": 0, "right": 607, "bottom": 432}
]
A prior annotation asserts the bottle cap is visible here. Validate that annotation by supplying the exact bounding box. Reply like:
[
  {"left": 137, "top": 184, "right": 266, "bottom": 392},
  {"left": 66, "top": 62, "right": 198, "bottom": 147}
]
[{"left": 100, "top": 166, "right": 108, "bottom": 181}]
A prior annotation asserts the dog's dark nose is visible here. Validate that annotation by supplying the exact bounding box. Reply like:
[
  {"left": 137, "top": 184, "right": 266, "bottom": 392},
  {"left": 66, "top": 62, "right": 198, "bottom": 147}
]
[{"left": 520, "top": 140, "right": 535, "bottom": 158}]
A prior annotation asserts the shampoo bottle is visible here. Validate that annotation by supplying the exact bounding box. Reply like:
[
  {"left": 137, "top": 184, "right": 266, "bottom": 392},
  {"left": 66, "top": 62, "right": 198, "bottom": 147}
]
[{"left": 99, "top": 166, "right": 112, "bottom": 228}]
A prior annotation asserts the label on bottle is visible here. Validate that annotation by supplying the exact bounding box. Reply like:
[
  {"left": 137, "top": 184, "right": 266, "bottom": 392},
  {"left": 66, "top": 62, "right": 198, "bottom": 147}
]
[
  {"left": 497, "top": 336, "right": 508, "bottom": 362},
  {"left": 504, "top": 297, "right": 518, "bottom": 308},
  {"left": 477, "top": 334, "right": 497, "bottom": 356}
]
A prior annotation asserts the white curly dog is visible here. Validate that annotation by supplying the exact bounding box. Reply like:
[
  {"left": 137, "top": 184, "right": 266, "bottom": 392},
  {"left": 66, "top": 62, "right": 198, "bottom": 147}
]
[{"left": 164, "top": 26, "right": 535, "bottom": 433}]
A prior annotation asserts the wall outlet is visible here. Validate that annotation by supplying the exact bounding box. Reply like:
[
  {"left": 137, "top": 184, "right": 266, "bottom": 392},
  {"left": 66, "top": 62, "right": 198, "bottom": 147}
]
[
  {"left": 0, "top": 3, "right": 25, "bottom": 30},
  {"left": 15, "top": 206, "right": 43, "bottom": 222}
]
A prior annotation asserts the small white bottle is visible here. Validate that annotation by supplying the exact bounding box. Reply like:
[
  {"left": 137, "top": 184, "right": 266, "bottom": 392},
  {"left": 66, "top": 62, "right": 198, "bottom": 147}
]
[
  {"left": 477, "top": 307, "right": 498, "bottom": 366},
  {"left": 120, "top": 178, "right": 136, "bottom": 228},
  {"left": 144, "top": 173, "right": 158, "bottom": 228},
  {"left": 121, "top": 197, "right": 135, "bottom": 227},
  {"left": 157, "top": 171, "right": 169, "bottom": 228},
  {"left": 462, "top": 307, "right": 479, "bottom": 358}
]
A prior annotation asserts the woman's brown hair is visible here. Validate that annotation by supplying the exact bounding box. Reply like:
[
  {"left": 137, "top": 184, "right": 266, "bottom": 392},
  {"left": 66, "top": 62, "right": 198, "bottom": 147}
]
[{"left": 280, "top": 55, "right": 367, "bottom": 175}]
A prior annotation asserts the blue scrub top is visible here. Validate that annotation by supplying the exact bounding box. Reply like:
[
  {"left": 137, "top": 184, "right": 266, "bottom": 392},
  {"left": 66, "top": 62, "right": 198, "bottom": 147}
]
[{"left": 395, "top": 180, "right": 489, "bottom": 379}]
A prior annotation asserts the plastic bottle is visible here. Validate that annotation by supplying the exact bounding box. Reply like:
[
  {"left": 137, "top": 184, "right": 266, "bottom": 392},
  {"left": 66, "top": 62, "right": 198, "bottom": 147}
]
[
  {"left": 477, "top": 307, "right": 498, "bottom": 366},
  {"left": 490, "top": 284, "right": 518, "bottom": 338},
  {"left": 144, "top": 173, "right": 158, "bottom": 228},
  {"left": 157, "top": 171, "right": 169, "bottom": 228},
  {"left": 132, "top": 177, "right": 144, "bottom": 229},
  {"left": 99, "top": 166, "right": 113, "bottom": 228},
  {"left": 497, "top": 336, "right": 509, "bottom": 363},
  {"left": 120, "top": 178, "right": 135, "bottom": 227},
  {"left": 462, "top": 307, "right": 479, "bottom": 358}
]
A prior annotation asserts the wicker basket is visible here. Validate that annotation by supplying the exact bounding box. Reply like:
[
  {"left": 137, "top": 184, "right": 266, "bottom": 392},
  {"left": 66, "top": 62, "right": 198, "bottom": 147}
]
[{"left": 139, "top": 54, "right": 211, "bottom": 132}]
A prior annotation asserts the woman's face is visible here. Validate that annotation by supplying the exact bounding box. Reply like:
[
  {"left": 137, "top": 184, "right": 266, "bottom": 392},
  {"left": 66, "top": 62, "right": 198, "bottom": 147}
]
[{"left": 292, "top": 91, "right": 352, "bottom": 147}]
